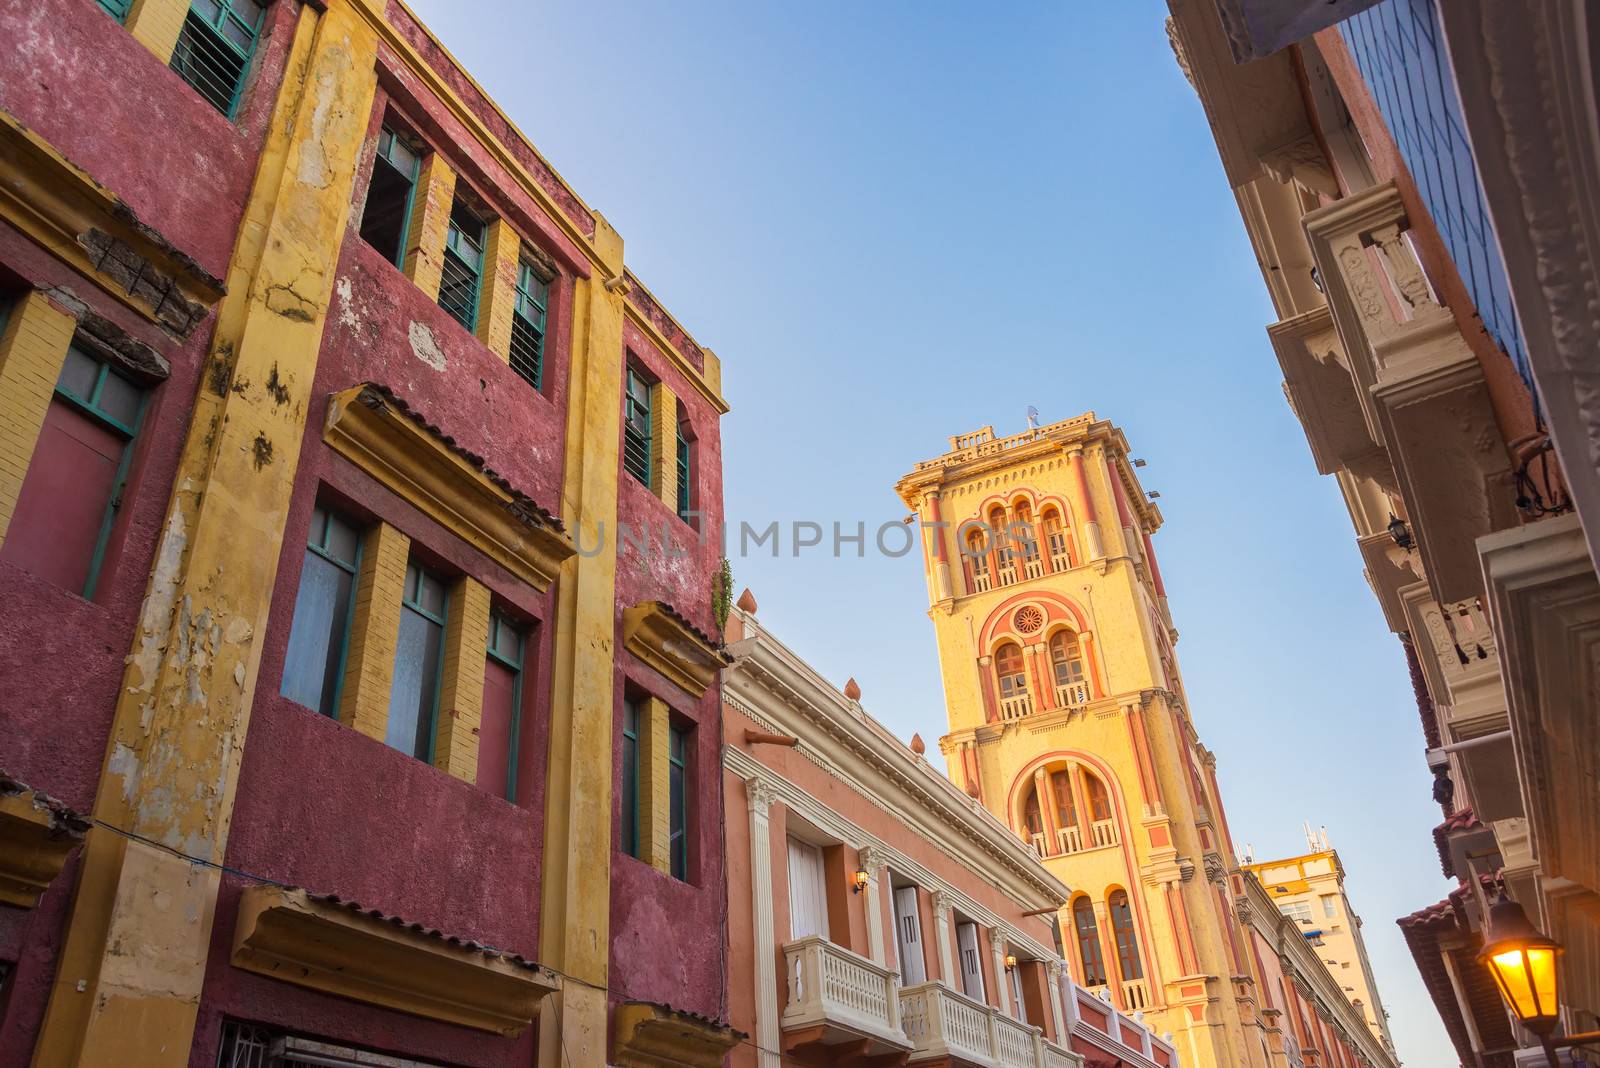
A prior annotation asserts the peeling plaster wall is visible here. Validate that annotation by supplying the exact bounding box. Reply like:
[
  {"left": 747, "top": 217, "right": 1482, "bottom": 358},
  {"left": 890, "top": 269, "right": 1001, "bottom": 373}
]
[{"left": 0, "top": 0, "right": 294, "bottom": 280}]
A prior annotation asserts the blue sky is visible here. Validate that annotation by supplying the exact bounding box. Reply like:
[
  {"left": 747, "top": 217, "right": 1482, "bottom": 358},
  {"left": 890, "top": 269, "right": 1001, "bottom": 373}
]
[{"left": 408, "top": 1, "right": 1456, "bottom": 1062}]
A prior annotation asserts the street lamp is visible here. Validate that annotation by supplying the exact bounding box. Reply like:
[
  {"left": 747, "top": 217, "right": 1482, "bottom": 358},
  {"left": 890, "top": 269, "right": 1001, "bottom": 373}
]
[
  {"left": 1478, "top": 898, "right": 1600, "bottom": 1065},
  {"left": 851, "top": 869, "right": 869, "bottom": 895}
]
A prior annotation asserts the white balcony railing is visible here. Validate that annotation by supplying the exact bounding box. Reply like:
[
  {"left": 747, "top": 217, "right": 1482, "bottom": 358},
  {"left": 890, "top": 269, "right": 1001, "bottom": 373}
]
[
  {"left": 899, "top": 982, "right": 1080, "bottom": 1068},
  {"left": 1054, "top": 681, "right": 1089, "bottom": 709},
  {"left": 1121, "top": 977, "right": 1151, "bottom": 1012},
  {"left": 1089, "top": 818, "right": 1117, "bottom": 848},
  {"left": 1057, "top": 826, "right": 1083, "bottom": 855},
  {"left": 999, "top": 694, "right": 1033, "bottom": 720},
  {"left": 781, "top": 936, "right": 908, "bottom": 1050}
]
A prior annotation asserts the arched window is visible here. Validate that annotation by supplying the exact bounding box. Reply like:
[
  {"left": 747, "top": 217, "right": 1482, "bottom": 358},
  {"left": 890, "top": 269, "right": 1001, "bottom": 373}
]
[
  {"left": 1072, "top": 896, "right": 1107, "bottom": 986},
  {"left": 1023, "top": 784, "right": 1043, "bottom": 837},
  {"left": 1014, "top": 501, "right": 1041, "bottom": 578},
  {"left": 966, "top": 526, "right": 991, "bottom": 591},
  {"left": 1049, "top": 631, "right": 1085, "bottom": 705},
  {"left": 991, "top": 506, "right": 1016, "bottom": 584},
  {"left": 1108, "top": 890, "right": 1143, "bottom": 982},
  {"left": 994, "top": 642, "right": 1029, "bottom": 717},
  {"left": 1040, "top": 507, "right": 1070, "bottom": 570}
]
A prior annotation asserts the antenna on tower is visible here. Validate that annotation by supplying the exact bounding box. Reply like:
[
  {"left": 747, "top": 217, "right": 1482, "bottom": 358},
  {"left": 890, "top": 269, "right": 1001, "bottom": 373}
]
[
  {"left": 1026, "top": 406, "right": 1040, "bottom": 429},
  {"left": 1303, "top": 821, "right": 1317, "bottom": 852}
]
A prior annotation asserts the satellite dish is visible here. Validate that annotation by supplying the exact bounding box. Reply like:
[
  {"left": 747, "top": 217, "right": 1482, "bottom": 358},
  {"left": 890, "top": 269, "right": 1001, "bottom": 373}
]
[{"left": 1026, "top": 405, "right": 1040, "bottom": 429}]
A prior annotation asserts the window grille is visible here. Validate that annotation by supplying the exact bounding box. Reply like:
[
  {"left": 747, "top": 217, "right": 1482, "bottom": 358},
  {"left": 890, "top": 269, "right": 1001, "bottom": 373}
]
[
  {"left": 438, "top": 202, "right": 484, "bottom": 331},
  {"left": 622, "top": 369, "right": 651, "bottom": 486},
  {"left": 171, "top": 0, "right": 266, "bottom": 118},
  {"left": 509, "top": 261, "right": 548, "bottom": 390}
]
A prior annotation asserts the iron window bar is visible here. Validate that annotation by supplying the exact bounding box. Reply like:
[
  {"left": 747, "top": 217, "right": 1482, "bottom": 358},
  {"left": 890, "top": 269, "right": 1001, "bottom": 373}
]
[
  {"left": 171, "top": 0, "right": 266, "bottom": 118},
  {"left": 675, "top": 425, "right": 691, "bottom": 522},
  {"left": 622, "top": 368, "right": 651, "bottom": 487},
  {"left": 508, "top": 261, "right": 547, "bottom": 390},
  {"left": 438, "top": 203, "right": 485, "bottom": 332}
]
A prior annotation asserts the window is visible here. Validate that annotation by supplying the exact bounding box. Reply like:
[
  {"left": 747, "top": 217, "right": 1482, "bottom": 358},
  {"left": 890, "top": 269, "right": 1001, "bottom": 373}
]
[
  {"left": 171, "top": 0, "right": 266, "bottom": 118},
  {"left": 1281, "top": 901, "right": 1314, "bottom": 925},
  {"left": 668, "top": 723, "right": 688, "bottom": 880},
  {"left": 479, "top": 611, "right": 525, "bottom": 801},
  {"left": 385, "top": 562, "right": 446, "bottom": 760},
  {"left": 1009, "top": 961, "right": 1028, "bottom": 1022},
  {"left": 1072, "top": 897, "right": 1107, "bottom": 986},
  {"left": 1108, "top": 890, "right": 1143, "bottom": 982},
  {"left": 675, "top": 421, "right": 692, "bottom": 524},
  {"left": 1084, "top": 771, "right": 1112, "bottom": 822},
  {"left": 438, "top": 199, "right": 485, "bottom": 331},
  {"left": 622, "top": 367, "right": 651, "bottom": 487},
  {"left": 359, "top": 126, "right": 420, "bottom": 268},
  {"left": 956, "top": 921, "right": 986, "bottom": 1000},
  {"left": 1, "top": 343, "right": 145, "bottom": 598},
  {"left": 786, "top": 837, "right": 827, "bottom": 940},
  {"left": 1321, "top": 895, "right": 1338, "bottom": 919},
  {"left": 893, "top": 885, "right": 927, "bottom": 985},
  {"left": 216, "top": 1019, "right": 450, "bottom": 1068},
  {"left": 621, "top": 699, "right": 639, "bottom": 857},
  {"left": 1041, "top": 507, "right": 1070, "bottom": 568},
  {"left": 1023, "top": 787, "right": 1043, "bottom": 837},
  {"left": 509, "top": 261, "right": 548, "bottom": 391},
  {"left": 994, "top": 642, "right": 1027, "bottom": 705},
  {"left": 96, "top": 0, "right": 131, "bottom": 19},
  {"left": 1051, "top": 770, "right": 1077, "bottom": 829},
  {"left": 280, "top": 506, "right": 361, "bottom": 717},
  {"left": 1049, "top": 631, "right": 1084, "bottom": 687}
]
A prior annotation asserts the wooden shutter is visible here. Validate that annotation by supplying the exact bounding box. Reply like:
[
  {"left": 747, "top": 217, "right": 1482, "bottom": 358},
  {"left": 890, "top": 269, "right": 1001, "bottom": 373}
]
[
  {"left": 893, "top": 886, "right": 927, "bottom": 985},
  {"left": 957, "top": 921, "right": 985, "bottom": 1001},
  {"left": 786, "top": 837, "right": 827, "bottom": 940}
]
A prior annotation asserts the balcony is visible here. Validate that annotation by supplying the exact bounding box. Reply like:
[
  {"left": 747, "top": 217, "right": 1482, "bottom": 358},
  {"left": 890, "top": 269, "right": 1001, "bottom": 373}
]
[
  {"left": 999, "top": 694, "right": 1033, "bottom": 721},
  {"left": 1053, "top": 681, "right": 1089, "bottom": 709},
  {"left": 781, "top": 936, "right": 911, "bottom": 1056},
  {"left": 1120, "top": 977, "right": 1151, "bottom": 1012},
  {"left": 899, "top": 982, "right": 1078, "bottom": 1068},
  {"left": 1088, "top": 818, "right": 1117, "bottom": 849},
  {"left": 1057, "top": 826, "right": 1083, "bottom": 855},
  {"left": 1304, "top": 182, "right": 1514, "bottom": 604}
]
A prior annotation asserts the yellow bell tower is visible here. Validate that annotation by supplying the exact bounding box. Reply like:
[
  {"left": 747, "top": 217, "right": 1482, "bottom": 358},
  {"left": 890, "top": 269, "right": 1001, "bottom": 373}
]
[{"left": 895, "top": 413, "right": 1258, "bottom": 1068}]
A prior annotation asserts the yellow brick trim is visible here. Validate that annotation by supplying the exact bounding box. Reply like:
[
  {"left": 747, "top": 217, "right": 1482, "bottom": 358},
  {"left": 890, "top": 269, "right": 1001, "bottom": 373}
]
[
  {"left": 476, "top": 219, "right": 520, "bottom": 360},
  {"left": 338, "top": 522, "right": 410, "bottom": 742},
  {"left": 0, "top": 293, "right": 76, "bottom": 546},
  {"left": 638, "top": 696, "right": 672, "bottom": 874},
  {"left": 435, "top": 576, "right": 490, "bottom": 781},
  {"left": 402, "top": 153, "right": 456, "bottom": 301},
  {"left": 649, "top": 384, "right": 677, "bottom": 513},
  {"left": 125, "top": 0, "right": 190, "bottom": 65}
]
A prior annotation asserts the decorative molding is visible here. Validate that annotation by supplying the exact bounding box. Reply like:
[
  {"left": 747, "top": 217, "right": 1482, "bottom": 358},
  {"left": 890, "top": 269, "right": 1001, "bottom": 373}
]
[
  {"left": 612, "top": 1001, "right": 743, "bottom": 1068},
  {"left": 231, "top": 886, "right": 557, "bottom": 1035},
  {"left": 322, "top": 385, "right": 573, "bottom": 592},
  {"left": 0, "top": 109, "right": 222, "bottom": 335},
  {"left": 621, "top": 600, "right": 727, "bottom": 698}
]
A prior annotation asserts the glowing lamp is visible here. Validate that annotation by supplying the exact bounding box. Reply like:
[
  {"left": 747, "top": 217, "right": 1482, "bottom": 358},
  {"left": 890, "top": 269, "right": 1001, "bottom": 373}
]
[
  {"left": 1004, "top": 954, "right": 1018, "bottom": 970},
  {"left": 1479, "top": 898, "right": 1561, "bottom": 1034},
  {"left": 851, "top": 869, "right": 869, "bottom": 894}
]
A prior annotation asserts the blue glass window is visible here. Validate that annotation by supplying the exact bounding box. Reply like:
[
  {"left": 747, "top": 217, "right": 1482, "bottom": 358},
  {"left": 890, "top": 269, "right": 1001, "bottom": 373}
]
[{"left": 280, "top": 506, "right": 361, "bottom": 717}]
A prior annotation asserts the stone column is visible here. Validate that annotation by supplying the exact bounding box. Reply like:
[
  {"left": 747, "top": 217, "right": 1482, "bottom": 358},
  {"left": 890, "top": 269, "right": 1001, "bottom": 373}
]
[
  {"left": 746, "top": 778, "right": 782, "bottom": 1068},
  {"left": 861, "top": 845, "right": 888, "bottom": 967},
  {"left": 1034, "top": 768, "right": 1059, "bottom": 853},
  {"left": 993, "top": 934, "right": 1012, "bottom": 1014},
  {"left": 1068, "top": 445, "right": 1105, "bottom": 560},
  {"left": 1047, "top": 961, "right": 1068, "bottom": 1042}
]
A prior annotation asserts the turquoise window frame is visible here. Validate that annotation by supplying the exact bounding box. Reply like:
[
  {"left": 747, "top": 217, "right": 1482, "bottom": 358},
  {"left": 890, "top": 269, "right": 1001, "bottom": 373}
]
[
  {"left": 54, "top": 351, "right": 148, "bottom": 600},
  {"left": 675, "top": 425, "right": 691, "bottom": 523},
  {"left": 622, "top": 368, "right": 651, "bottom": 488},
  {"left": 398, "top": 562, "right": 449, "bottom": 763},
  {"left": 172, "top": 0, "right": 267, "bottom": 119},
  {"left": 509, "top": 261, "right": 548, "bottom": 391},
  {"left": 373, "top": 126, "right": 420, "bottom": 270},
  {"left": 486, "top": 611, "right": 525, "bottom": 803},
  {"left": 621, "top": 699, "right": 640, "bottom": 858},
  {"left": 96, "top": 0, "right": 132, "bottom": 21},
  {"left": 439, "top": 203, "right": 485, "bottom": 332},
  {"left": 668, "top": 723, "right": 688, "bottom": 880},
  {"left": 284, "top": 506, "right": 363, "bottom": 717}
]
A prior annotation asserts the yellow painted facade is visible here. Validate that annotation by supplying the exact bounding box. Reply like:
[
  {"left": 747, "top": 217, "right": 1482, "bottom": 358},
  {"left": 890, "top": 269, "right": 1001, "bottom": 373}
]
[
  {"left": 1245, "top": 846, "right": 1395, "bottom": 1055},
  {"left": 896, "top": 415, "right": 1263, "bottom": 1068}
]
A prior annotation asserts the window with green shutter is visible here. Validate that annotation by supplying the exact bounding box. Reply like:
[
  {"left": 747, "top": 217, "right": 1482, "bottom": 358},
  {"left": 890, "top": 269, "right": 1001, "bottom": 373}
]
[
  {"left": 96, "top": 0, "right": 132, "bottom": 21},
  {"left": 621, "top": 699, "right": 640, "bottom": 858},
  {"left": 675, "top": 423, "right": 691, "bottom": 524},
  {"left": 622, "top": 368, "right": 651, "bottom": 487},
  {"left": 438, "top": 200, "right": 485, "bottom": 332},
  {"left": 171, "top": 0, "right": 267, "bottom": 118},
  {"left": 509, "top": 261, "right": 548, "bottom": 391},
  {"left": 669, "top": 723, "right": 688, "bottom": 880},
  {"left": 359, "top": 126, "right": 421, "bottom": 269}
]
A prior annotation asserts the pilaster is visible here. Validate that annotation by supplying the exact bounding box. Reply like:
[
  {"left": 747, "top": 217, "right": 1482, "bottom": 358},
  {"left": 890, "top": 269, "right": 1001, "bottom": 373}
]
[
  {"left": 931, "top": 890, "right": 956, "bottom": 983},
  {"left": 124, "top": 0, "right": 189, "bottom": 65},
  {"left": 0, "top": 292, "right": 75, "bottom": 544},
  {"left": 338, "top": 521, "right": 411, "bottom": 742},
  {"left": 746, "top": 778, "right": 781, "bottom": 1068},
  {"left": 434, "top": 575, "right": 491, "bottom": 781},
  {"left": 401, "top": 152, "right": 457, "bottom": 301},
  {"left": 649, "top": 382, "right": 679, "bottom": 513},
  {"left": 860, "top": 844, "right": 888, "bottom": 967},
  {"left": 639, "top": 696, "right": 673, "bottom": 874},
  {"left": 475, "top": 218, "right": 520, "bottom": 359}
]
